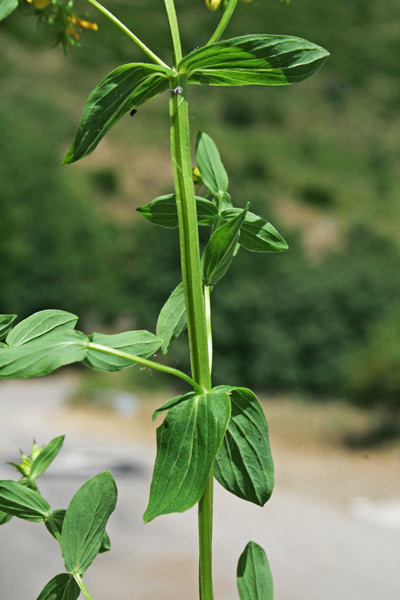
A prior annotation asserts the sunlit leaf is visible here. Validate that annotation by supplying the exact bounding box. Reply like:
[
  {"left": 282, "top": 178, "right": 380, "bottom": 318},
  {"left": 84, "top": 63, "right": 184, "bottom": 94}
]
[
  {"left": 195, "top": 132, "right": 228, "bottom": 195},
  {"left": 137, "top": 194, "right": 217, "bottom": 228},
  {"left": 202, "top": 205, "right": 248, "bottom": 285},
  {"left": 61, "top": 472, "right": 117, "bottom": 574},
  {"left": 143, "top": 391, "right": 230, "bottom": 522},
  {"left": 156, "top": 282, "right": 187, "bottom": 354},
  {"left": 85, "top": 330, "right": 162, "bottom": 372},
  {"left": 237, "top": 541, "right": 273, "bottom": 600},
  {"left": 0, "top": 314, "right": 17, "bottom": 340},
  {"left": 36, "top": 573, "right": 80, "bottom": 600},
  {"left": 30, "top": 435, "right": 65, "bottom": 480},
  {"left": 222, "top": 209, "right": 288, "bottom": 253},
  {"left": 214, "top": 386, "right": 274, "bottom": 506},
  {"left": 180, "top": 34, "right": 329, "bottom": 86},
  {"left": 63, "top": 64, "right": 172, "bottom": 164},
  {"left": 6, "top": 310, "right": 78, "bottom": 346},
  {"left": 0, "top": 480, "right": 51, "bottom": 522},
  {"left": 46, "top": 509, "right": 111, "bottom": 554},
  {"left": 0, "top": 0, "right": 18, "bottom": 22}
]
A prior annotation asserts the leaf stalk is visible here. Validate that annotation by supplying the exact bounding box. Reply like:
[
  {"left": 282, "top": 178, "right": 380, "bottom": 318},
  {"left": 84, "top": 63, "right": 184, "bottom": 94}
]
[{"left": 207, "top": 0, "right": 239, "bottom": 45}]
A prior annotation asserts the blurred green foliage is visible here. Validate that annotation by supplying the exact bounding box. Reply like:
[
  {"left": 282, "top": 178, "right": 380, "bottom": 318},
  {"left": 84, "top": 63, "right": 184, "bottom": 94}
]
[{"left": 1, "top": 0, "right": 400, "bottom": 413}]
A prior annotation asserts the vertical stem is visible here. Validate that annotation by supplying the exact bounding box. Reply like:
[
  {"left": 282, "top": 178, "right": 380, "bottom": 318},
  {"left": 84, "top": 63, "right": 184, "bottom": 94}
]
[
  {"left": 165, "top": 3, "right": 214, "bottom": 598},
  {"left": 204, "top": 285, "right": 213, "bottom": 373},
  {"left": 73, "top": 574, "right": 94, "bottom": 600}
]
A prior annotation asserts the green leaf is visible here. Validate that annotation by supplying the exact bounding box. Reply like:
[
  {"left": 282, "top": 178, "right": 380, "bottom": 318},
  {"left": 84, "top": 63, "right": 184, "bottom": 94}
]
[
  {"left": 61, "top": 472, "right": 117, "bottom": 575},
  {"left": 36, "top": 573, "right": 80, "bottom": 600},
  {"left": 30, "top": 435, "right": 65, "bottom": 480},
  {"left": 0, "top": 480, "right": 51, "bottom": 522},
  {"left": 180, "top": 34, "right": 329, "bottom": 86},
  {"left": 156, "top": 282, "right": 187, "bottom": 354},
  {"left": 152, "top": 391, "right": 196, "bottom": 421},
  {"left": 143, "top": 391, "right": 231, "bottom": 522},
  {"left": 137, "top": 194, "right": 217, "bottom": 228},
  {"left": 6, "top": 310, "right": 78, "bottom": 346},
  {"left": 63, "top": 63, "right": 171, "bottom": 164},
  {"left": 0, "top": 314, "right": 17, "bottom": 340},
  {"left": 46, "top": 509, "right": 111, "bottom": 554},
  {"left": 0, "top": 510, "right": 12, "bottom": 525},
  {"left": 0, "top": 0, "right": 18, "bottom": 22},
  {"left": 214, "top": 386, "right": 274, "bottom": 506},
  {"left": 0, "top": 330, "right": 88, "bottom": 379},
  {"left": 202, "top": 205, "right": 248, "bottom": 285},
  {"left": 85, "top": 330, "right": 162, "bottom": 372},
  {"left": 223, "top": 209, "right": 288, "bottom": 253},
  {"left": 237, "top": 541, "right": 273, "bottom": 600},
  {"left": 195, "top": 132, "right": 228, "bottom": 195}
]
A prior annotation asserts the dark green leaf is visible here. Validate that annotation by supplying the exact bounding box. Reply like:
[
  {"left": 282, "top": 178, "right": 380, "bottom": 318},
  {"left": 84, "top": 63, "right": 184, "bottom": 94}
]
[
  {"left": 0, "top": 314, "right": 17, "bottom": 340},
  {"left": 156, "top": 282, "right": 187, "bottom": 354},
  {"left": 0, "top": 480, "right": 51, "bottom": 522},
  {"left": 0, "top": 330, "right": 88, "bottom": 379},
  {"left": 85, "top": 330, "right": 161, "bottom": 372},
  {"left": 6, "top": 310, "right": 78, "bottom": 346},
  {"left": 195, "top": 132, "right": 228, "bottom": 195},
  {"left": 61, "top": 472, "right": 117, "bottom": 575},
  {"left": 30, "top": 435, "right": 65, "bottom": 480},
  {"left": 36, "top": 573, "right": 80, "bottom": 600},
  {"left": 0, "top": 510, "right": 12, "bottom": 525},
  {"left": 63, "top": 64, "right": 171, "bottom": 164},
  {"left": 223, "top": 209, "right": 288, "bottom": 253},
  {"left": 144, "top": 391, "right": 231, "bottom": 522},
  {"left": 180, "top": 35, "right": 329, "bottom": 86},
  {"left": 0, "top": 0, "right": 18, "bottom": 22},
  {"left": 152, "top": 391, "right": 196, "bottom": 422},
  {"left": 46, "top": 509, "right": 111, "bottom": 553},
  {"left": 237, "top": 541, "right": 273, "bottom": 600},
  {"left": 202, "top": 205, "right": 248, "bottom": 285},
  {"left": 137, "top": 194, "right": 217, "bottom": 228},
  {"left": 214, "top": 386, "right": 274, "bottom": 506}
]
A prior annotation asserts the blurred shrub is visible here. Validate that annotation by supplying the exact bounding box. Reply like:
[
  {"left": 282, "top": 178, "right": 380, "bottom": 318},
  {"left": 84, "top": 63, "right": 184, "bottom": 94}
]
[
  {"left": 346, "top": 304, "right": 400, "bottom": 412},
  {"left": 0, "top": 101, "right": 124, "bottom": 323}
]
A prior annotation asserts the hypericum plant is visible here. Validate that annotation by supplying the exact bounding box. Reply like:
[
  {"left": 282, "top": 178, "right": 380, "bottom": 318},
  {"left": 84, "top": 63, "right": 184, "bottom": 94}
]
[{"left": 0, "top": 1, "right": 329, "bottom": 598}]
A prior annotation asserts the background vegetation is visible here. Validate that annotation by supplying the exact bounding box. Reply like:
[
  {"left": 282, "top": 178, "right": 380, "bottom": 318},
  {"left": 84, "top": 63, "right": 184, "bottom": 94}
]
[{"left": 1, "top": 0, "right": 400, "bottom": 425}]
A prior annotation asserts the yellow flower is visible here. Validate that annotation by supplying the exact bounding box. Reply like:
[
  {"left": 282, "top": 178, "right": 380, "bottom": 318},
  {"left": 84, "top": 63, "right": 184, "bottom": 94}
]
[
  {"left": 68, "top": 15, "right": 98, "bottom": 32},
  {"left": 26, "top": 0, "right": 51, "bottom": 9},
  {"left": 205, "top": 0, "right": 223, "bottom": 11}
]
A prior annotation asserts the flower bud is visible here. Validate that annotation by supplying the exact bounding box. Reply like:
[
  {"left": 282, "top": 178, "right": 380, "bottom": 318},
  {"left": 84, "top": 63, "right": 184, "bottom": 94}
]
[{"left": 205, "top": 0, "right": 223, "bottom": 12}]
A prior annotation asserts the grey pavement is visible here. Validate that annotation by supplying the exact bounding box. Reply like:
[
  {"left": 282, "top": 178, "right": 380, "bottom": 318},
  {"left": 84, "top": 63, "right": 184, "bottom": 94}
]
[{"left": 0, "top": 378, "right": 399, "bottom": 600}]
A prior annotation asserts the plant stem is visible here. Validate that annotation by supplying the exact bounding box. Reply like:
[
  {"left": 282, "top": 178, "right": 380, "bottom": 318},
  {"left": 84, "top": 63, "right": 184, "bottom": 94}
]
[
  {"left": 86, "top": 342, "right": 203, "bottom": 394},
  {"left": 165, "top": 4, "right": 215, "bottom": 598},
  {"left": 85, "top": 0, "right": 170, "bottom": 69},
  {"left": 204, "top": 285, "right": 213, "bottom": 373},
  {"left": 207, "top": 0, "right": 238, "bottom": 45},
  {"left": 73, "top": 574, "right": 94, "bottom": 600}
]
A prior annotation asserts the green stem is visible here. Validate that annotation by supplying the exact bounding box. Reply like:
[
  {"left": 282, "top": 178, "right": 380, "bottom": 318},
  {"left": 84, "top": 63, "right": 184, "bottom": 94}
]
[
  {"left": 204, "top": 285, "right": 213, "bottom": 373},
  {"left": 85, "top": 0, "right": 170, "bottom": 69},
  {"left": 164, "top": 0, "right": 182, "bottom": 65},
  {"left": 198, "top": 472, "right": 214, "bottom": 600},
  {"left": 73, "top": 574, "right": 94, "bottom": 600},
  {"left": 207, "top": 0, "right": 238, "bottom": 45},
  {"left": 86, "top": 342, "right": 203, "bottom": 394}
]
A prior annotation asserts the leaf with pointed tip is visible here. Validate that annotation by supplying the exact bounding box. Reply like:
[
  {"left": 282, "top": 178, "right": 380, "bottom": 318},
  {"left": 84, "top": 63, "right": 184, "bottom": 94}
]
[
  {"left": 137, "top": 194, "right": 217, "bottom": 228},
  {"left": 195, "top": 132, "right": 228, "bottom": 195},
  {"left": 222, "top": 209, "right": 288, "bottom": 253},
  {"left": 0, "top": 480, "right": 51, "bottom": 522},
  {"left": 180, "top": 34, "right": 329, "bottom": 86},
  {"left": 6, "top": 310, "right": 78, "bottom": 346},
  {"left": 0, "top": 330, "right": 88, "bottom": 379},
  {"left": 30, "top": 435, "right": 65, "bottom": 480},
  {"left": 156, "top": 282, "right": 187, "bottom": 354},
  {"left": 0, "top": 314, "right": 17, "bottom": 340},
  {"left": 85, "top": 330, "right": 162, "bottom": 372},
  {"left": 63, "top": 63, "right": 171, "bottom": 164},
  {"left": 214, "top": 386, "right": 274, "bottom": 506},
  {"left": 0, "top": 510, "right": 12, "bottom": 525},
  {"left": 61, "top": 472, "right": 117, "bottom": 575},
  {"left": 46, "top": 509, "right": 111, "bottom": 554},
  {"left": 0, "top": 0, "right": 18, "bottom": 22},
  {"left": 152, "top": 391, "right": 195, "bottom": 422},
  {"left": 36, "top": 573, "right": 80, "bottom": 600},
  {"left": 144, "top": 391, "right": 230, "bottom": 522},
  {"left": 237, "top": 541, "right": 273, "bottom": 600},
  {"left": 202, "top": 205, "right": 248, "bottom": 285}
]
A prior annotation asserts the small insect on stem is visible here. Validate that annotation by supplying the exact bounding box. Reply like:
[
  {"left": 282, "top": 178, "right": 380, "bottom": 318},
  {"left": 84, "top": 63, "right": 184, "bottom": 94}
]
[
  {"left": 168, "top": 86, "right": 183, "bottom": 95},
  {"left": 130, "top": 109, "right": 137, "bottom": 117}
]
